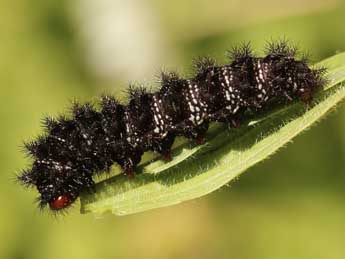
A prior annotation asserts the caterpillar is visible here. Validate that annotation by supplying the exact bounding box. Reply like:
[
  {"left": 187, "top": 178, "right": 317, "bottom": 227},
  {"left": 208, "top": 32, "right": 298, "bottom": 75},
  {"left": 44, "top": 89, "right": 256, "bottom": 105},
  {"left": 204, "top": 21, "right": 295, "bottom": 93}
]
[{"left": 18, "top": 41, "right": 326, "bottom": 212}]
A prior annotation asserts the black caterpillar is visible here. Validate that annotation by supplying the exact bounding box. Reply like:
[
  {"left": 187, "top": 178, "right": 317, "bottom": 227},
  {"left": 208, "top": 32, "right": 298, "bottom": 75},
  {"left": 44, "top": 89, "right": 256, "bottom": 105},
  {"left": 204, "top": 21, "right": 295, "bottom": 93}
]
[{"left": 18, "top": 41, "right": 326, "bottom": 211}]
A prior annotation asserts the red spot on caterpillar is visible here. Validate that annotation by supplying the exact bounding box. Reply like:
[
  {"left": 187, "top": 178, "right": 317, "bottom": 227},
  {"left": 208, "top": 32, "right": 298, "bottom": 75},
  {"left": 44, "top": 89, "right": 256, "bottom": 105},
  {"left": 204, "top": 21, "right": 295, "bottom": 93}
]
[{"left": 49, "top": 194, "right": 74, "bottom": 210}]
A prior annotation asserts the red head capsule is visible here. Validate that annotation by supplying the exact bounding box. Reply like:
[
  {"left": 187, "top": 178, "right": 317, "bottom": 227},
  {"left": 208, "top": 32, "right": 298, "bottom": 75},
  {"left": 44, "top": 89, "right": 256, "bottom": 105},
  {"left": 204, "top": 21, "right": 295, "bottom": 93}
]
[{"left": 49, "top": 194, "right": 74, "bottom": 210}]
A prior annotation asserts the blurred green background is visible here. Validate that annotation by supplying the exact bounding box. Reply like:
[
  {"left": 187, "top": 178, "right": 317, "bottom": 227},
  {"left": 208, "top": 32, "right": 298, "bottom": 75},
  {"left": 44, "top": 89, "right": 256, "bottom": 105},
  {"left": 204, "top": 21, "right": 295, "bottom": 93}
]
[{"left": 1, "top": 0, "right": 345, "bottom": 258}]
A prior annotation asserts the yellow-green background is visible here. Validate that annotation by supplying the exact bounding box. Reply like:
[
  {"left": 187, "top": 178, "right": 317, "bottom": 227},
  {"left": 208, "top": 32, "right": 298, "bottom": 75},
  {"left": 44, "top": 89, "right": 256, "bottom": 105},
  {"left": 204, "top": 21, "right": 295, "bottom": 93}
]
[{"left": 1, "top": 1, "right": 345, "bottom": 258}]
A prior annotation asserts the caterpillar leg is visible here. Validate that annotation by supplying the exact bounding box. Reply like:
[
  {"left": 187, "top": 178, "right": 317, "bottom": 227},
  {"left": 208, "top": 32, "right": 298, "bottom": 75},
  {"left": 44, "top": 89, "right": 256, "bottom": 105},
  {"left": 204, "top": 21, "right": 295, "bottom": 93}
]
[
  {"left": 150, "top": 132, "right": 175, "bottom": 162},
  {"left": 118, "top": 152, "right": 142, "bottom": 179},
  {"left": 161, "top": 150, "right": 172, "bottom": 162},
  {"left": 209, "top": 109, "right": 242, "bottom": 128},
  {"left": 174, "top": 121, "right": 209, "bottom": 145},
  {"left": 122, "top": 162, "right": 135, "bottom": 179},
  {"left": 298, "top": 88, "right": 313, "bottom": 104},
  {"left": 195, "top": 134, "right": 206, "bottom": 145}
]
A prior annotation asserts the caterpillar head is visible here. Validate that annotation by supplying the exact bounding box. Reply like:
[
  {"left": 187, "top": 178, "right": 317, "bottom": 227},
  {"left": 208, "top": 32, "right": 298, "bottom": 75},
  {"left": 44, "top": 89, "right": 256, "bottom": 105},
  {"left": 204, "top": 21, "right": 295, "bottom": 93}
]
[{"left": 18, "top": 164, "right": 95, "bottom": 211}]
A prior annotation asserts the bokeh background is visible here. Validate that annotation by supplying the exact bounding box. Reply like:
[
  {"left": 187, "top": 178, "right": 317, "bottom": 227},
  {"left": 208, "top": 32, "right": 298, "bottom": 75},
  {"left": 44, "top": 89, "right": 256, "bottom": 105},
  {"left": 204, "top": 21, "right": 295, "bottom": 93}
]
[{"left": 1, "top": 0, "right": 345, "bottom": 258}]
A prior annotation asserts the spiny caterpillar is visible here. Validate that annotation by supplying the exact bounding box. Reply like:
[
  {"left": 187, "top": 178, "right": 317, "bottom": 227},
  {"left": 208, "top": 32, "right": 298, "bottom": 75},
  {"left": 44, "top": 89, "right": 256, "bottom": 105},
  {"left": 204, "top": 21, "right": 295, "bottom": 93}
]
[{"left": 18, "top": 41, "right": 326, "bottom": 212}]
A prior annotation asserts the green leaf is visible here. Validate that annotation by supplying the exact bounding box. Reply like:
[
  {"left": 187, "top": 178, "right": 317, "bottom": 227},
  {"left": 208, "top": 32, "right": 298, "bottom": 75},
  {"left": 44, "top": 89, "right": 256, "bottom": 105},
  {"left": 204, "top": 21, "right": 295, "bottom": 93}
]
[{"left": 80, "top": 52, "right": 345, "bottom": 216}]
